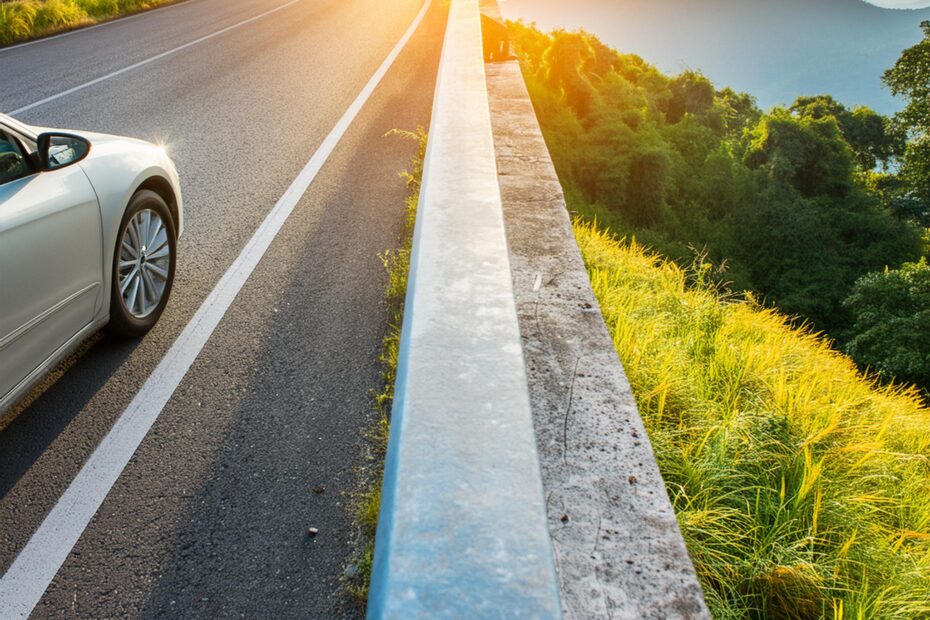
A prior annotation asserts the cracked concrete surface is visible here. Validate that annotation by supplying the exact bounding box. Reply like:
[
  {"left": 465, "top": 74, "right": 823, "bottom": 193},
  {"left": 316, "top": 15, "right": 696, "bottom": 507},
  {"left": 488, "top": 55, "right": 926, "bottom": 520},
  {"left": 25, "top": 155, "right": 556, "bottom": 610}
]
[{"left": 486, "top": 58, "right": 710, "bottom": 619}]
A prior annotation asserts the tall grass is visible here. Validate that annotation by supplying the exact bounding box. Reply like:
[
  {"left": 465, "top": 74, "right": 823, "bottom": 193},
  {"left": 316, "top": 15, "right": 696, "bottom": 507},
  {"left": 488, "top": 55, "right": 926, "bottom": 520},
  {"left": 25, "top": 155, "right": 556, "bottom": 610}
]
[
  {"left": 345, "top": 127, "right": 427, "bottom": 602},
  {"left": 0, "top": 0, "right": 174, "bottom": 45},
  {"left": 575, "top": 220, "right": 930, "bottom": 618}
]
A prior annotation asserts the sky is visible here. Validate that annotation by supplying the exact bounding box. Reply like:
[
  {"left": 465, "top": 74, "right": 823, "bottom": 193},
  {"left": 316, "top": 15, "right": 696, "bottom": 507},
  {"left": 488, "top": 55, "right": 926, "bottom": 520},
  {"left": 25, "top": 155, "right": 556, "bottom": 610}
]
[{"left": 499, "top": 0, "right": 930, "bottom": 116}]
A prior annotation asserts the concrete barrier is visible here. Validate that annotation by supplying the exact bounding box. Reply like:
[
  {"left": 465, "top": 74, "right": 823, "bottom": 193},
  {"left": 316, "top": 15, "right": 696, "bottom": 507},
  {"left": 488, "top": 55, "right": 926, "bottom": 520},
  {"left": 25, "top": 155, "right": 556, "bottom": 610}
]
[
  {"left": 366, "top": 0, "right": 562, "bottom": 617},
  {"left": 486, "top": 54, "right": 711, "bottom": 620}
]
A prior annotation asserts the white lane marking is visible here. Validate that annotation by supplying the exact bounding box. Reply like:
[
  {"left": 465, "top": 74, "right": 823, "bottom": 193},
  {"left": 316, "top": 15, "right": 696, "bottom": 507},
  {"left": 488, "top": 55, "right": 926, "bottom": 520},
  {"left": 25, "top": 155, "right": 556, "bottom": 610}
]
[
  {"left": 0, "top": 0, "right": 188, "bottom": 54},
  {"left": 0, "top": 0, "right": 432, "bottom": 616},
  {"left": 9, "top": 0, "right": 302, "bottom": 116}
]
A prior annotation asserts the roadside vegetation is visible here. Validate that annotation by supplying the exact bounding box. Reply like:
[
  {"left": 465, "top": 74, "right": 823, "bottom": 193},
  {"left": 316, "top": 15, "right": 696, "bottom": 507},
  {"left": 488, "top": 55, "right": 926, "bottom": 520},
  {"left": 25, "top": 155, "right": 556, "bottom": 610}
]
[
  {"left": 511, "top": 19, "right": 930, "bottom": 618},
  {"left": 0, "top": 0, "right": 176, "bottom": 46},
  {"left": 346, "top": 127, "right": 426, "bottom": 602},
  {"left": 509, "top": 20, "right": 930, "bottom": 399},
  {"left": 576, "top": 223, "right": 930, "bottom": 618}
]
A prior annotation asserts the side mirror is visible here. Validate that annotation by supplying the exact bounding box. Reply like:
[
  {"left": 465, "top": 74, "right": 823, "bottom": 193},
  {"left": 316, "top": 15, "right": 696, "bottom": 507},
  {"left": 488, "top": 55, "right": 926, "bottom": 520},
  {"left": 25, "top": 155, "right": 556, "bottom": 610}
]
[{"left": 37, "top": 132, "right": 91, "bottom": 171}]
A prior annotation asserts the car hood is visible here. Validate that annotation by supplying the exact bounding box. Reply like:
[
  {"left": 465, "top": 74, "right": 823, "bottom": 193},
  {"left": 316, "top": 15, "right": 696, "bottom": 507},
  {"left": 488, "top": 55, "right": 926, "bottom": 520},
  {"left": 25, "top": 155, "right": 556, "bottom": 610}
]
[{"left": 76, "top": 130, "right": 161, "bottom": 157}]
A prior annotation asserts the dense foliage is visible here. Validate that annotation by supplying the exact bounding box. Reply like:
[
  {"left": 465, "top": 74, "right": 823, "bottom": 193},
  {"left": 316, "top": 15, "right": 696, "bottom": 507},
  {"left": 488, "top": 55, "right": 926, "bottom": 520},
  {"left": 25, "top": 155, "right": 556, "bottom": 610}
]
[
  {"left": 576, "top": 221, "right": 930, "bottom": 619},
  {"left": 509, "top": 22, "right": 929, "bottom": 392},
  {"left": 844, "top": 259, "right": 930, "bottom": 395}
]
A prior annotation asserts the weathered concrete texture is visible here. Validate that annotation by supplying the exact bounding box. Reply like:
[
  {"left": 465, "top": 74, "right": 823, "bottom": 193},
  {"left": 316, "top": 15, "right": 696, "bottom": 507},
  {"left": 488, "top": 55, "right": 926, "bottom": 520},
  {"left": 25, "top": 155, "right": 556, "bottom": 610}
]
[{"left": 486, "top": 59, "right": 711, "bottom": 620}]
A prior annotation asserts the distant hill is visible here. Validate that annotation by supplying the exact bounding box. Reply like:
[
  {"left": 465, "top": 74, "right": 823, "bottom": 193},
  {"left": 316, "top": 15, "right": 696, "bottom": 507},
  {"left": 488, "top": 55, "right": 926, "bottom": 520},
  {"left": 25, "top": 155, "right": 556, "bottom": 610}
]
[{"left": 500, "top": 0, "right": 930, "bottom": 115}]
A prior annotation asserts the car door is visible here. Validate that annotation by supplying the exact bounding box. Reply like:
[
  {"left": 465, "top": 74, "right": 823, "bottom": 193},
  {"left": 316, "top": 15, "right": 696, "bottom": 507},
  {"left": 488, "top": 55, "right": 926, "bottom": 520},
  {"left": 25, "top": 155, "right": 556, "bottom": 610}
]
[{"left": 0, "top": 129, "right": 103, "bottom": 401}]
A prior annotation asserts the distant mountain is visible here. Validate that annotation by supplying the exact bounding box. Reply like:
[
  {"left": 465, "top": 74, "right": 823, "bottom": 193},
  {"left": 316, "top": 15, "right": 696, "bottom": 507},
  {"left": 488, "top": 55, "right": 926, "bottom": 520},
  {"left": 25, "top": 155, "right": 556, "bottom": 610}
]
[{"left": 499, "top": 0, "right": 930, "bottom": 115}]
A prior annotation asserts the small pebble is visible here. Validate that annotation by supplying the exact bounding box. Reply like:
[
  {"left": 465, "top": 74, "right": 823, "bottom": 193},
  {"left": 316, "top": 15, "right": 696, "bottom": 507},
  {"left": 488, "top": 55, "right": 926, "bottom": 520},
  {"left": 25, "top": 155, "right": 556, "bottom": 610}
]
[
  {"left": 307, "top": 527, "right": 319, "bottom": 537},
  {"left": 313, "top": 486, "right": 325, "bottom": 494}
]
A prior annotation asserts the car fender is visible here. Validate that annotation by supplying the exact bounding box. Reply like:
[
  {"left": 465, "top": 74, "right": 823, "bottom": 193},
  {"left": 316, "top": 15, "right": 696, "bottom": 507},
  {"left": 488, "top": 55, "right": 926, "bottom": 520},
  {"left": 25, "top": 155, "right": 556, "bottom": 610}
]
[{"left": 77, "top": 141, "right": 182, "bottom": 320}]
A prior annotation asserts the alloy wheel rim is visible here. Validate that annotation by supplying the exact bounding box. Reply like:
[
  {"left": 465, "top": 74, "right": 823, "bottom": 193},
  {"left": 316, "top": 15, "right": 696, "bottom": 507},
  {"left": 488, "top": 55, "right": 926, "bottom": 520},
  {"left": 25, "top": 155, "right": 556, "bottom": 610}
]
[{"left": 118, "top": 208, "right": 170, "bottom": 319}]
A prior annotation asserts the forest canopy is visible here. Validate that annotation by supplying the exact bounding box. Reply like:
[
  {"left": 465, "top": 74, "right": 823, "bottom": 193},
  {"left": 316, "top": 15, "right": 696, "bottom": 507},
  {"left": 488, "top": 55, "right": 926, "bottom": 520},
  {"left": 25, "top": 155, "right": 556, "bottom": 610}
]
[{"left": 509, "top": 20, "right": 930, "bottom": 395}]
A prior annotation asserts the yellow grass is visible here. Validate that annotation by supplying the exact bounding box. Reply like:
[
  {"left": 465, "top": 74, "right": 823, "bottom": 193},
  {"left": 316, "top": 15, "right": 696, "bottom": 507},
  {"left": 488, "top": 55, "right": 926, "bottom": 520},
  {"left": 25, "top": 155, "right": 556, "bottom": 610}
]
[
  {"left": 576, "top": 220, "right": 930, "bottom": 618},
  {"left": 0, "top": 0, "right": 175, "bottom": 46}
]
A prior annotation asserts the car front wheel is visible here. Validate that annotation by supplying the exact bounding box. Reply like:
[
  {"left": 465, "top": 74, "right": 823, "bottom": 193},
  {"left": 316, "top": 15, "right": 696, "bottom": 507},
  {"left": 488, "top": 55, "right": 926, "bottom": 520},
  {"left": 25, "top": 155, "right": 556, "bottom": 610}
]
[{"left": 107, "top": 189, "right": 177, "bottom": 338}]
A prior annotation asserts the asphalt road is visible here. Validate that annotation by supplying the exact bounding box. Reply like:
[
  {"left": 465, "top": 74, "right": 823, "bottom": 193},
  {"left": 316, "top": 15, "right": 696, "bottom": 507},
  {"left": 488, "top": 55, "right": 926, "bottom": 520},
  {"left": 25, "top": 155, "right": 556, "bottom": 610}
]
[{"left": 0, "top": 0, "right": 445, "bottom": 616}]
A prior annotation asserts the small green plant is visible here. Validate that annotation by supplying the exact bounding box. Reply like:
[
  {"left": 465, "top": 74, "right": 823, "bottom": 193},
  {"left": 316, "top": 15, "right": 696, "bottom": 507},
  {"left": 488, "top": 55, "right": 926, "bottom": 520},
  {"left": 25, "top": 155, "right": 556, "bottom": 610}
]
[{"left": 345, "top": 127, "right": 427, "bottom": 603}]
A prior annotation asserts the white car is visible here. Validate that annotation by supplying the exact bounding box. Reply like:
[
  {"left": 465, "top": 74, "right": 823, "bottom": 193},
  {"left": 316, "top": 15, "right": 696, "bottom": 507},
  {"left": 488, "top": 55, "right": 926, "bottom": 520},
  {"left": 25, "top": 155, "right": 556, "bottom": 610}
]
[{"left": 0, "top": 113, "right": 183, "bottom": 414}]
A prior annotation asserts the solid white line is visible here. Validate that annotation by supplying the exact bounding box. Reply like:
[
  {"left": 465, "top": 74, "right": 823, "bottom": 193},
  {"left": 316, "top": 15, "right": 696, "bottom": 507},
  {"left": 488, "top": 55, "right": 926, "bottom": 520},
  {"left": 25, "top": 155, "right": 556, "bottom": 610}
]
[
  {"left": 0, "top": 0, "right": 432, "bottom": 616},
  {"left": 0, "top": 0, "right": 189, "bottom": 55},
  {"left": 9, "top": 0, "right": 302, "bottom": 116}
]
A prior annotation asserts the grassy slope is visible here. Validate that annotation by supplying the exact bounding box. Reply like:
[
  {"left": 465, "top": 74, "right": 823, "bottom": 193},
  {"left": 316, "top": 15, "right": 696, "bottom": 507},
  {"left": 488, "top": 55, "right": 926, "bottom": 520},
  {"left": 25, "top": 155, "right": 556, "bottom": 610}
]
[
  {"left": 576, "top": 220, "right": 930, "bottom": 618},
  {"left": 0, "top": 0, "right": 176, "bottom": 46}
]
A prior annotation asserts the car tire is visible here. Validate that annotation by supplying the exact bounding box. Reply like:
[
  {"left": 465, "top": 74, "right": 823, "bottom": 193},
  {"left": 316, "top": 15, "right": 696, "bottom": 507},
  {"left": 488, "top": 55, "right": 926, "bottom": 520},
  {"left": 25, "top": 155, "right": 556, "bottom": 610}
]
[{"left": 106, "top": 189, "right": 177, "bottom": 338}]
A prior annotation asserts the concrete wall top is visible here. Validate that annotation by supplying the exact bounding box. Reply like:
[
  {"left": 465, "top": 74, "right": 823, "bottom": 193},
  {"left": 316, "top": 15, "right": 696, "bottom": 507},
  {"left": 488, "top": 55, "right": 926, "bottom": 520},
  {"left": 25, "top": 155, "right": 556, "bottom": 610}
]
[{"left": 367, "top": 0, "right": 562, "bottom": 617}]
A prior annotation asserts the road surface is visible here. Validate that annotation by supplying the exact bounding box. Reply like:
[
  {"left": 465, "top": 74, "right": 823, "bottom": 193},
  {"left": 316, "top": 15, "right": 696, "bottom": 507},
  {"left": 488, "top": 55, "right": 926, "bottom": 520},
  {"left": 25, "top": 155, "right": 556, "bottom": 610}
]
[{"left": 0, "top": 0, "right": 445, "bottom": 616}]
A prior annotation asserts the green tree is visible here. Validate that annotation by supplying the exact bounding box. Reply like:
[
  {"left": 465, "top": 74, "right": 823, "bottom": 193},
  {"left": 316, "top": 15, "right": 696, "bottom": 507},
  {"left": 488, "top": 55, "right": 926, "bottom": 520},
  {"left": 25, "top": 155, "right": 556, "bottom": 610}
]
[
  {"left": 884, "top": 21, "right": 930, "bottom": 137},
  {"left": 732, "top": 189, "right": 842, "bottom": 326},
  {"left": 543, "top": 31, "right": 598, "bottom": 119},
  {"left": 663, "top": 70, "right": 715, "bottom": 123},
  {"left": 883, "top": 20, "right": 930, "bottom": 225},
  {"left": 845, "top": 106, "right": 904, "bottom": 170},
  {"left": 744, "top": 108, "right": 855, "bottom": 198},
  {"left": 893, "top": 136, "right": 930, "bottom": 227},
  {"left": 844, "top": 259, "right": 930, "bottom": 393},
  {"left": 864, "top": 168, "right": 930, "bottom": 227},
  {"left": 716, "top": 87, "right": 761, "bottom": 139},
  {"left": 789, "top": 95, "right": 901, "bottom": 170},
  {"left": 789, "top": 94, "right": 849, "bottom": 127}
]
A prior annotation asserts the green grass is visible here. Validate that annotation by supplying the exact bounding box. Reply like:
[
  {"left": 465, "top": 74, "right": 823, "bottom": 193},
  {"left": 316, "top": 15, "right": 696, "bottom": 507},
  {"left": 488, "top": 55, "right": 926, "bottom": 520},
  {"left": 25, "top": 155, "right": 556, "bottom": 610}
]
[
  {"left": 575, "top": 219, "right": 930, "bottom": 619},
  {"left": 0, "top": 0, "right": 177, "bottom": 46},
  {"left": 345, "top": 127, "right": 426, "bottom": 603}
]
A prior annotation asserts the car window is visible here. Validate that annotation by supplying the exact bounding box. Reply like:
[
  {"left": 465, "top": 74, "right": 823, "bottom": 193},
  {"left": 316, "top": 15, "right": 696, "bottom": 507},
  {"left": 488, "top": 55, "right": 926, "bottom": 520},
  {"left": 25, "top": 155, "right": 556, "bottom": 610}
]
[{"left": 0, "top": 131, "right": 31, "bottom": 186}]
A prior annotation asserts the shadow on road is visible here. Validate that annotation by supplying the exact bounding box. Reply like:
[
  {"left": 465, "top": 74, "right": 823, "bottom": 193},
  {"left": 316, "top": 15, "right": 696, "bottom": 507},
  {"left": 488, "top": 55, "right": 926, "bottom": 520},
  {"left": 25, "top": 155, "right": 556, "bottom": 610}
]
[{"left": 0, "top": 335, "right": 138, "bottom": 500}]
